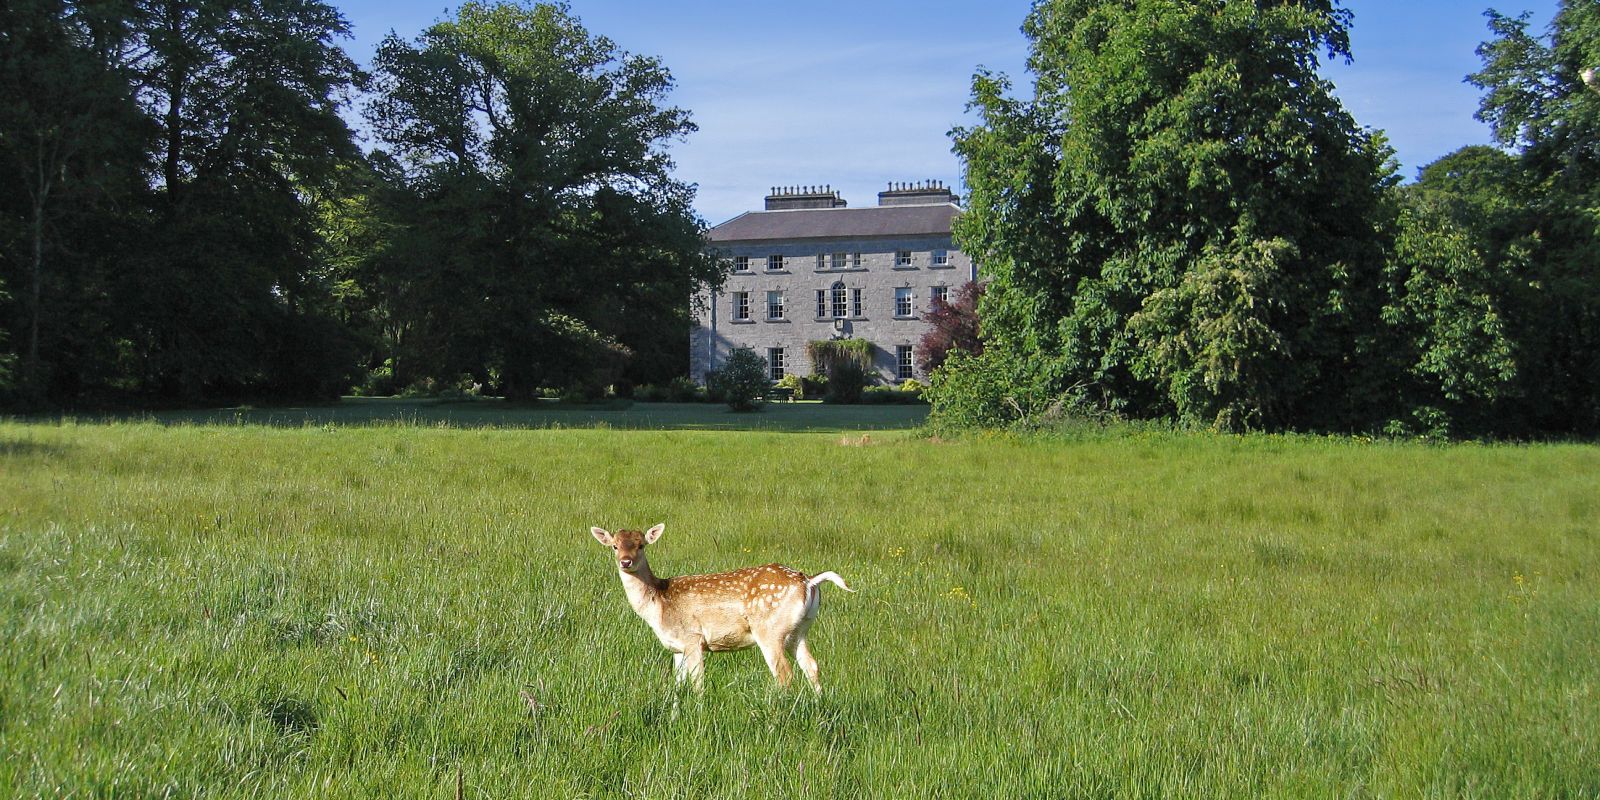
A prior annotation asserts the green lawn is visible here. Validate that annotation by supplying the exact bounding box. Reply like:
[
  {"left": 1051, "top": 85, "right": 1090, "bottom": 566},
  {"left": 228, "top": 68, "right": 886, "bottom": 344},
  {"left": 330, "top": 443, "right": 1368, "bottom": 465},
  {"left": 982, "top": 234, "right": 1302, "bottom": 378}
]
[{"left": 1, "top": 415, "right": 1596, "bottom": 797}]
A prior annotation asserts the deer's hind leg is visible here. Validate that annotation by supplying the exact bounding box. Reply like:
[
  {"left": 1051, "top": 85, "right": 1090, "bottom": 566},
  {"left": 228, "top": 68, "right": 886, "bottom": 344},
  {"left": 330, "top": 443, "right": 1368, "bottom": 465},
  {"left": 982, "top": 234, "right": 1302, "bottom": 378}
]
[
  {"left": 755, "top": 633, "right": 794, "bottom": 688},
  {"left": 793, "top": 638, "right": 821, "bottom": 692}
]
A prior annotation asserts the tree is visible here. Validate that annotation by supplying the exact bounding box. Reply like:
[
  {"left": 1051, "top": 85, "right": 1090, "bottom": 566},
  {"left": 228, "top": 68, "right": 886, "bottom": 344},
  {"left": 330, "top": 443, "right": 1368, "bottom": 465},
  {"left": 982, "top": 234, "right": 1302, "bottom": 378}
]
[
  {"left": 360, "top": 1, "right": 723, "bottom": 398},
  {"left": 1378, "top": 188, "right": 1520, "bottom": 436},
  {"left": 1, "top": 0, "right": 368, "bottom": 407},
  {"left": 917, "top": 280, "right": 983, "bottom": 375},
  {"left": 121, "top": 0, "right": 366, "bottom": 400},
  {"left": 945, "top": 0, "right": 1396, "bottom": 431},
  {"left": 707, "top": 347, "right": 767, "bottom": 412},
  {"left": 805, "top": 339, "right": 874, "bottom": 403},
  {"left": 0, "top": 0, "right": 148, "bottom": 404},
  {"left": 1466, "top": 2, "right": 1600, "bottom": 433},
  {"left": 0, "top": 278, "right": 13, "bottom": 394}
]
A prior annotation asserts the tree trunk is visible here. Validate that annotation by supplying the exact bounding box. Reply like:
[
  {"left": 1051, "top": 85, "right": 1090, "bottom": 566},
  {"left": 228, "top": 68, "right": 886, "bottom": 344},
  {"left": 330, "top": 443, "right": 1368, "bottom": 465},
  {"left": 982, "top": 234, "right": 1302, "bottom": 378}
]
[
  {"left": 25, "top": 170, "right": 48, "bottom": 401},
  {"left": 164, "top": 83, "right": 183, "bottom": 200},
  {"left": 24, "top": 137, "right": 50, "bottom": 403},
  {"left": 162, "top": 0, "right": 185, "bottom": 207}
]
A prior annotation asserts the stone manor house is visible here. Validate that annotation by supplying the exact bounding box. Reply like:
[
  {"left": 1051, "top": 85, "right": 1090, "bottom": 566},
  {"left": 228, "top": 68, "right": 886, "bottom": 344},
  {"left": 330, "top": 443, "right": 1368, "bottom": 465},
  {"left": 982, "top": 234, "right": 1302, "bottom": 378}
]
[{"left": 691, "top": 181, "right": 974, "bottom": 384}]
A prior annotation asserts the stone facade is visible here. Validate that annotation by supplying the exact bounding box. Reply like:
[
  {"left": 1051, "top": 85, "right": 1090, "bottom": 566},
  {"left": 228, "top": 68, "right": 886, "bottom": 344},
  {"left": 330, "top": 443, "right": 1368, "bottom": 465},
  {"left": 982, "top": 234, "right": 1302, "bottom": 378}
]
[{"left": 691, "top": 184, "right": 974, "bottom": 384}]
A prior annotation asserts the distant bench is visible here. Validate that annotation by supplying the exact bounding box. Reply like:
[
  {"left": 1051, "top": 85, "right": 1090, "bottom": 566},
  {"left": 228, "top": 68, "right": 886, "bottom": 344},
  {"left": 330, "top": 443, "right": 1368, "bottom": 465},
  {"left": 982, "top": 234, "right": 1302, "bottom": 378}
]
[{"left": 764, "top": 387, "right": 796, "bottom": 403}]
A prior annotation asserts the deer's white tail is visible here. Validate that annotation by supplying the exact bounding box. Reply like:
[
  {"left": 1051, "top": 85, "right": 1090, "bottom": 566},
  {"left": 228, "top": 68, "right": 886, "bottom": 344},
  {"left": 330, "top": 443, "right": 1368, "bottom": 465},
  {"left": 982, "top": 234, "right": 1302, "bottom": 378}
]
[
  {"left": 803, "top": 571, "right": 853, "bottom": 620},
  {"left": 806, "top": 571, "right": 854, "bottom": 592}
]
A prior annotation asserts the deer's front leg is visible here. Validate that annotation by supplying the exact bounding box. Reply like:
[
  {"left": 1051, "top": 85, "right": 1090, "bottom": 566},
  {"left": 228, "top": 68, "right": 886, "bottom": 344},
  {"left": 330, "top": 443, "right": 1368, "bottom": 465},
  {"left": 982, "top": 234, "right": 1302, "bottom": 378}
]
[{"left": 679, "top": 638, "right": 707, "bottom": 693}]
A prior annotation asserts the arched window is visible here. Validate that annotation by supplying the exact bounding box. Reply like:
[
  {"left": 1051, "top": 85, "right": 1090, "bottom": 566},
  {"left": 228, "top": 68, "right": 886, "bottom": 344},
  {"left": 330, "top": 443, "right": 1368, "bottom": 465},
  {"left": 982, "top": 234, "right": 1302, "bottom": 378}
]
[{"left": 830, "top": 282, "right": 848, "bottom": 318}]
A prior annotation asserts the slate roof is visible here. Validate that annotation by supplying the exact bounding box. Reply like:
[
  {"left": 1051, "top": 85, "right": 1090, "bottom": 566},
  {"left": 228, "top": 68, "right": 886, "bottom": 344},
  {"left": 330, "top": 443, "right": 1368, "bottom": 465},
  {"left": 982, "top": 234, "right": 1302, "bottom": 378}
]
[{"left": 707, "top": 204, "right": 960, "bottom": 243}]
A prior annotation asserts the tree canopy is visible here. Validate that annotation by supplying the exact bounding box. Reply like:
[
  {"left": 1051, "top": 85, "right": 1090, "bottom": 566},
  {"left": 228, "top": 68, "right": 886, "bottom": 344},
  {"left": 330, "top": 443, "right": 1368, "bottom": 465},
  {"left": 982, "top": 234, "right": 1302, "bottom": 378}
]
[
  {"left": 945, "top": 0, "right": 1395, "bottom": 431},
  {"left": 348, "top": 0, "right": 722, "bottom": 398},
  {"left": 0, "top": 0, "right": 721, "bottom": 408},
  {"left": 928, "top": 0, "right": 1600, "bottom": 438}
]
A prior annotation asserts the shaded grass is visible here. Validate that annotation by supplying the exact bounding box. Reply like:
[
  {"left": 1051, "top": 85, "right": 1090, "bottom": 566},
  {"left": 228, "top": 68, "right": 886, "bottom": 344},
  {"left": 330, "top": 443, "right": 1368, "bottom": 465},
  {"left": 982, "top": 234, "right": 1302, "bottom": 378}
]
[
  {"left": 27, "top": 396, "right": 929, "bottom": 433},
  {"left": 0, "top": 420, "right": 1596, "bottom": 797}
]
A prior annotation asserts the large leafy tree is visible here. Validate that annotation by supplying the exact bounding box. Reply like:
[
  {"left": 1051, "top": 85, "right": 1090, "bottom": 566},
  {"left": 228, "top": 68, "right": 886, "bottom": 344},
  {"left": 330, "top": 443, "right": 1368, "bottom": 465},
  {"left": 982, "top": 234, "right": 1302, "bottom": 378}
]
[
  {"left": 946, "top": 0, "right": 1395, "bottom": 431},
  {"left": 123, "top": 0, "right": 365, "bottom": 400},
  {"left": 0, "top": 0, "right": 148, "bottom": 404},
  {"left": 359, "top": 1, "right": 723, "bottom": 396},
  {"left": 0, "top": 0, "right": 367, "bottom": 406},
  {"left": 1464, "top": 1, "right": 1600, "bottom": 433},
  {"left": 1378, "top": 184, "right": 1520, "bottom": 436}
]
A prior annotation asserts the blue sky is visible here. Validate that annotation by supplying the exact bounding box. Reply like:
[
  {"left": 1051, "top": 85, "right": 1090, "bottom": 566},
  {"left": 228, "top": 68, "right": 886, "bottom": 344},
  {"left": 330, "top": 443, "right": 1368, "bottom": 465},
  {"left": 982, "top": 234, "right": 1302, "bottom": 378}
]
[{"left": 333, "top": 0, "right": 1560, "bottom": 225}]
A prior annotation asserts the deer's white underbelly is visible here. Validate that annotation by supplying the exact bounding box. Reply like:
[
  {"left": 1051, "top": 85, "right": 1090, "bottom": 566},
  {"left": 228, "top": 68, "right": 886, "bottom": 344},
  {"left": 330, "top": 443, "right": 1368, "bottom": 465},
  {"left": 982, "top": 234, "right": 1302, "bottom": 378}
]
[{"left": 648, "top": 615, "right": 754, "bottom": 653}]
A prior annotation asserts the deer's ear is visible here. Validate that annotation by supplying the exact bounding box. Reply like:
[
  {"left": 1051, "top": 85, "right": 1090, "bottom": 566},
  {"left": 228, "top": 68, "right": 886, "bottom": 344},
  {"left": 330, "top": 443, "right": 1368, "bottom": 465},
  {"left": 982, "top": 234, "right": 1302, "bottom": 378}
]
[
  {"left": 590, "top": 527, "right": 615, "bottom": 546},
  {"left": 644, "top": 523, "right": 665, "bottom": 544}
]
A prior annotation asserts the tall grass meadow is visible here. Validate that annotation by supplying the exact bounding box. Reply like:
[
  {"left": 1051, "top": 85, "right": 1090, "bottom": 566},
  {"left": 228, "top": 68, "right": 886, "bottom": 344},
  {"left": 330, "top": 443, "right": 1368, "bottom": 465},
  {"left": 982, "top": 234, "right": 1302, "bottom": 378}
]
[{"left": 1, "top": 409, "right": 1596, "bottom": 797}]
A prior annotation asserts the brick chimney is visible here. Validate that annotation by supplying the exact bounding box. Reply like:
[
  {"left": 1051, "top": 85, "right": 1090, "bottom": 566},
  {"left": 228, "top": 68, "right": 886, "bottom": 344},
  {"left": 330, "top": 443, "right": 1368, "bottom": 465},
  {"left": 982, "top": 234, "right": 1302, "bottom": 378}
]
[
  {"left": 765, "top": 185, "right": 848, "bottom": 211},
  {"left": 877, "top": 179, "right": 957, "bottom": 207}
]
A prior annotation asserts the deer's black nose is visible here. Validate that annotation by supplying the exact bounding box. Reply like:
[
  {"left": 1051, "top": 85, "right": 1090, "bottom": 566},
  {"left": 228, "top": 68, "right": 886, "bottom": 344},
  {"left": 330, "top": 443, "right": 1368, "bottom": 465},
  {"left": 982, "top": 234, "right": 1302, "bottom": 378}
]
[{"left": 620, "top": 558, "right": 634, "bottom": 569}]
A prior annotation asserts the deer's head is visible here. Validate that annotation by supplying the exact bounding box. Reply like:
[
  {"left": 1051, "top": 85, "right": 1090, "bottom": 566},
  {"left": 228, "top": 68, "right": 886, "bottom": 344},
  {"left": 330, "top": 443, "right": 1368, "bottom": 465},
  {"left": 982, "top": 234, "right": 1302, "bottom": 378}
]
[{"left": 591, "top": 523, "right": 664, "bottom": 574}]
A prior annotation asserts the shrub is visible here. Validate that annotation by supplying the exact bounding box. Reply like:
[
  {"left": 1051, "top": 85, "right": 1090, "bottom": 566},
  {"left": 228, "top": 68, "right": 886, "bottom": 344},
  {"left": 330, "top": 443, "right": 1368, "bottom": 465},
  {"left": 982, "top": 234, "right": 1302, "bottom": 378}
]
[
  {"left": 634, "top": 383, "right": 669, "bottom": 402},
  {"left": 399, "top": 377, "right": 439, "bottom": 398},
  {"left": 665, "top": 376, "right": 702, "bottom": 403},
  {"left": 862, "top": 385, "right": 928, "bottom": 404},
  {"left": 354, "top": 359, "right": 400, "bottom": 397},
  {"left": 925, "top": 349, "right": 1023, "bottom": 428},
  {"left": 707, "top": 348, "right": 768, "bottom": 411},
  {"left": 807, "top": 338, "right": 876, "bottom": 404},
  {"left": 437, "top": 374, "right": 484, "bottom": 401},
  {"left": 806, "top": 339, "right": 874, "bottom": 374},
  {"left": 502, "top": 312, "right": 631, "bottom": 401},
  {"left": 774, "top": 373, "right": 805, "bottom": 400},
  {"left": 557, "top": 385, "right": 593, "bottom": 404},
  {"left": 824, "top": 360, "right": 870, "bottom": 404},
  {"left": 918, "top": 281, "right": 984, "bottom": 374},
  {"left": 702, "top": 371, "right": 727, "bottom": 403},
  {"left": 801, "top": 373, "right": 827, "bottom": 399}
]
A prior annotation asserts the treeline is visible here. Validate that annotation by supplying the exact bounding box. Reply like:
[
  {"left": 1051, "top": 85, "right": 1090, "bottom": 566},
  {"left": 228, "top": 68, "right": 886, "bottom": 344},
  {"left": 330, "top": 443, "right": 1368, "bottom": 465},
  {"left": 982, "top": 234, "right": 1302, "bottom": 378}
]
[
  {"left": 0, "top": 0, "right": 721, "bottom": 408},
  {"left": 931, "top": 0, "right": 1600, "bottom": 438}
]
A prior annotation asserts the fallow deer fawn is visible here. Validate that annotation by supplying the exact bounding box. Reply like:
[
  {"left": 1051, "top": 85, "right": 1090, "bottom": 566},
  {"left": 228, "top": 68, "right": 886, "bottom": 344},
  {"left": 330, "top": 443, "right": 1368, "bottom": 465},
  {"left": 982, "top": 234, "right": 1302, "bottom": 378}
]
[{"left": 590, "top": 523, "right": 854, "bottom": 692}]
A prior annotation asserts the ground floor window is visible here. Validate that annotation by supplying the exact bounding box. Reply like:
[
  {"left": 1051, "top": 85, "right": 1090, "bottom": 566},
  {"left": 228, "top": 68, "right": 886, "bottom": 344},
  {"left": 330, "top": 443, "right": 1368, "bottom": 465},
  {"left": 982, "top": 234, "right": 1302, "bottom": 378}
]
[
  {"left": 769, "top": 347, "right": 786, "bottom": 381},
  {"left": 897, "top": 345, "right": 914, "bottom": 380}
]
